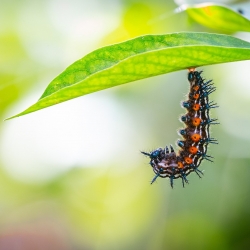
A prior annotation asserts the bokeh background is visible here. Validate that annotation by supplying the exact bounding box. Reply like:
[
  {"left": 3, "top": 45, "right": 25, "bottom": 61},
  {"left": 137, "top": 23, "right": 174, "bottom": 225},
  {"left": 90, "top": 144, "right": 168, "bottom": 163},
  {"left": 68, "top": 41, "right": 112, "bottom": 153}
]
[{"left": 1, "top": 0, "right": 250, "bottom": 249}]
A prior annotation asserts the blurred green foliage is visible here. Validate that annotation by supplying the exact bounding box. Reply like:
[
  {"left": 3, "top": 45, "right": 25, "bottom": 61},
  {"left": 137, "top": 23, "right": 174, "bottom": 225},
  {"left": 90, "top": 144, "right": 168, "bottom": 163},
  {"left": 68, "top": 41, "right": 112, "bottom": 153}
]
[
  {"left": 1, "top": 0, "right": 250, "bottom": 250},
  {"left": 185, "top": 3, "right": 250, "bottom": 33}
]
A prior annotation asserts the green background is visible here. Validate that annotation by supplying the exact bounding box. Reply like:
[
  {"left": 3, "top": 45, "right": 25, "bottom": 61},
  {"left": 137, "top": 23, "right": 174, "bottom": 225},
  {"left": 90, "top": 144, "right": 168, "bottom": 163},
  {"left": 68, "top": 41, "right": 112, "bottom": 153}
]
[{"left": 0, "top": 0, "right": 250, "bottom": 249}]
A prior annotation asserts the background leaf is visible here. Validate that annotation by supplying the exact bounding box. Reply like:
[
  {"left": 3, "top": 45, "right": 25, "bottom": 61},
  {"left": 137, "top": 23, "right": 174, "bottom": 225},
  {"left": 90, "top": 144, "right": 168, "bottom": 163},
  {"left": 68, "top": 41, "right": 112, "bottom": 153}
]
[
  {"left": 7, "top": 32, "right": 250, "bottom": 119},
  {"left": 184, "top": 3, "right": 250, "bottom": 33}
]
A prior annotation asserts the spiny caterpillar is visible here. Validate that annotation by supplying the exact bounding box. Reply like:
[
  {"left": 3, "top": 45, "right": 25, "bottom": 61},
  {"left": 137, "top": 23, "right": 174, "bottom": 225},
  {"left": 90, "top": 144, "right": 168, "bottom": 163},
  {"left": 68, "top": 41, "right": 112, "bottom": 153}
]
[{"left": 142, "top": 69, "right": 218, "bottom": 188}]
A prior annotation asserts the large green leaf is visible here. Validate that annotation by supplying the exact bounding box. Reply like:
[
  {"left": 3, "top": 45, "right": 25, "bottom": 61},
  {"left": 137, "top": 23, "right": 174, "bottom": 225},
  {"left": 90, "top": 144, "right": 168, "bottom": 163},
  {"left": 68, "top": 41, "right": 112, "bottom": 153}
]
[
  {"left": 7, "top": 32, "right": 250, "bottom": 119},
  {"left": 184, "top": 3, "right": 250, "bottom": 33}
]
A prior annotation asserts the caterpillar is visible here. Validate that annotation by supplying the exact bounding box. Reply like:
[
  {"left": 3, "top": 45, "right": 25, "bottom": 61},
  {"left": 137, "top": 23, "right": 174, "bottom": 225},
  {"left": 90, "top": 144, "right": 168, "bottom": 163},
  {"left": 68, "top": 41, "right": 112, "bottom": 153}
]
[{"left": 142, "top": 69, "right": 218, "bottom": 188}]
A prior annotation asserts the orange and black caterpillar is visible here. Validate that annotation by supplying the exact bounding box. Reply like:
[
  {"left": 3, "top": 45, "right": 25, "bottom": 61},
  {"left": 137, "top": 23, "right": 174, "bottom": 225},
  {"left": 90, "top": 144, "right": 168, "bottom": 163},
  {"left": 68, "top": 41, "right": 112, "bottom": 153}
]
[{"left": 142, "top": 70, "right": 219, "bottom": 188}]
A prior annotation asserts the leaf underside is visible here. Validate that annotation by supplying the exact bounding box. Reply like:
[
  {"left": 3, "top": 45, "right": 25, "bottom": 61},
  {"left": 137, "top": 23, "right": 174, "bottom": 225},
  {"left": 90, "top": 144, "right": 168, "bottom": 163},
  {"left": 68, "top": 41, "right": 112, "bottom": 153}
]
[{"left": 7, "top": 32, "right": 250, "bottom": 119}]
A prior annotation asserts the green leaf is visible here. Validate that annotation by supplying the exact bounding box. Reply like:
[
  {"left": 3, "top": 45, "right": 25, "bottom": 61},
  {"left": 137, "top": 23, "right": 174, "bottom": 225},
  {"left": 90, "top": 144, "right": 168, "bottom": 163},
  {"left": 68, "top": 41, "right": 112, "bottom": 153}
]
[
  {"left": 7, "top": 32, "right": 250, "bottom": 119},
  {"left": 184, "top": 3, "right": 250, "bottom": 33}
]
